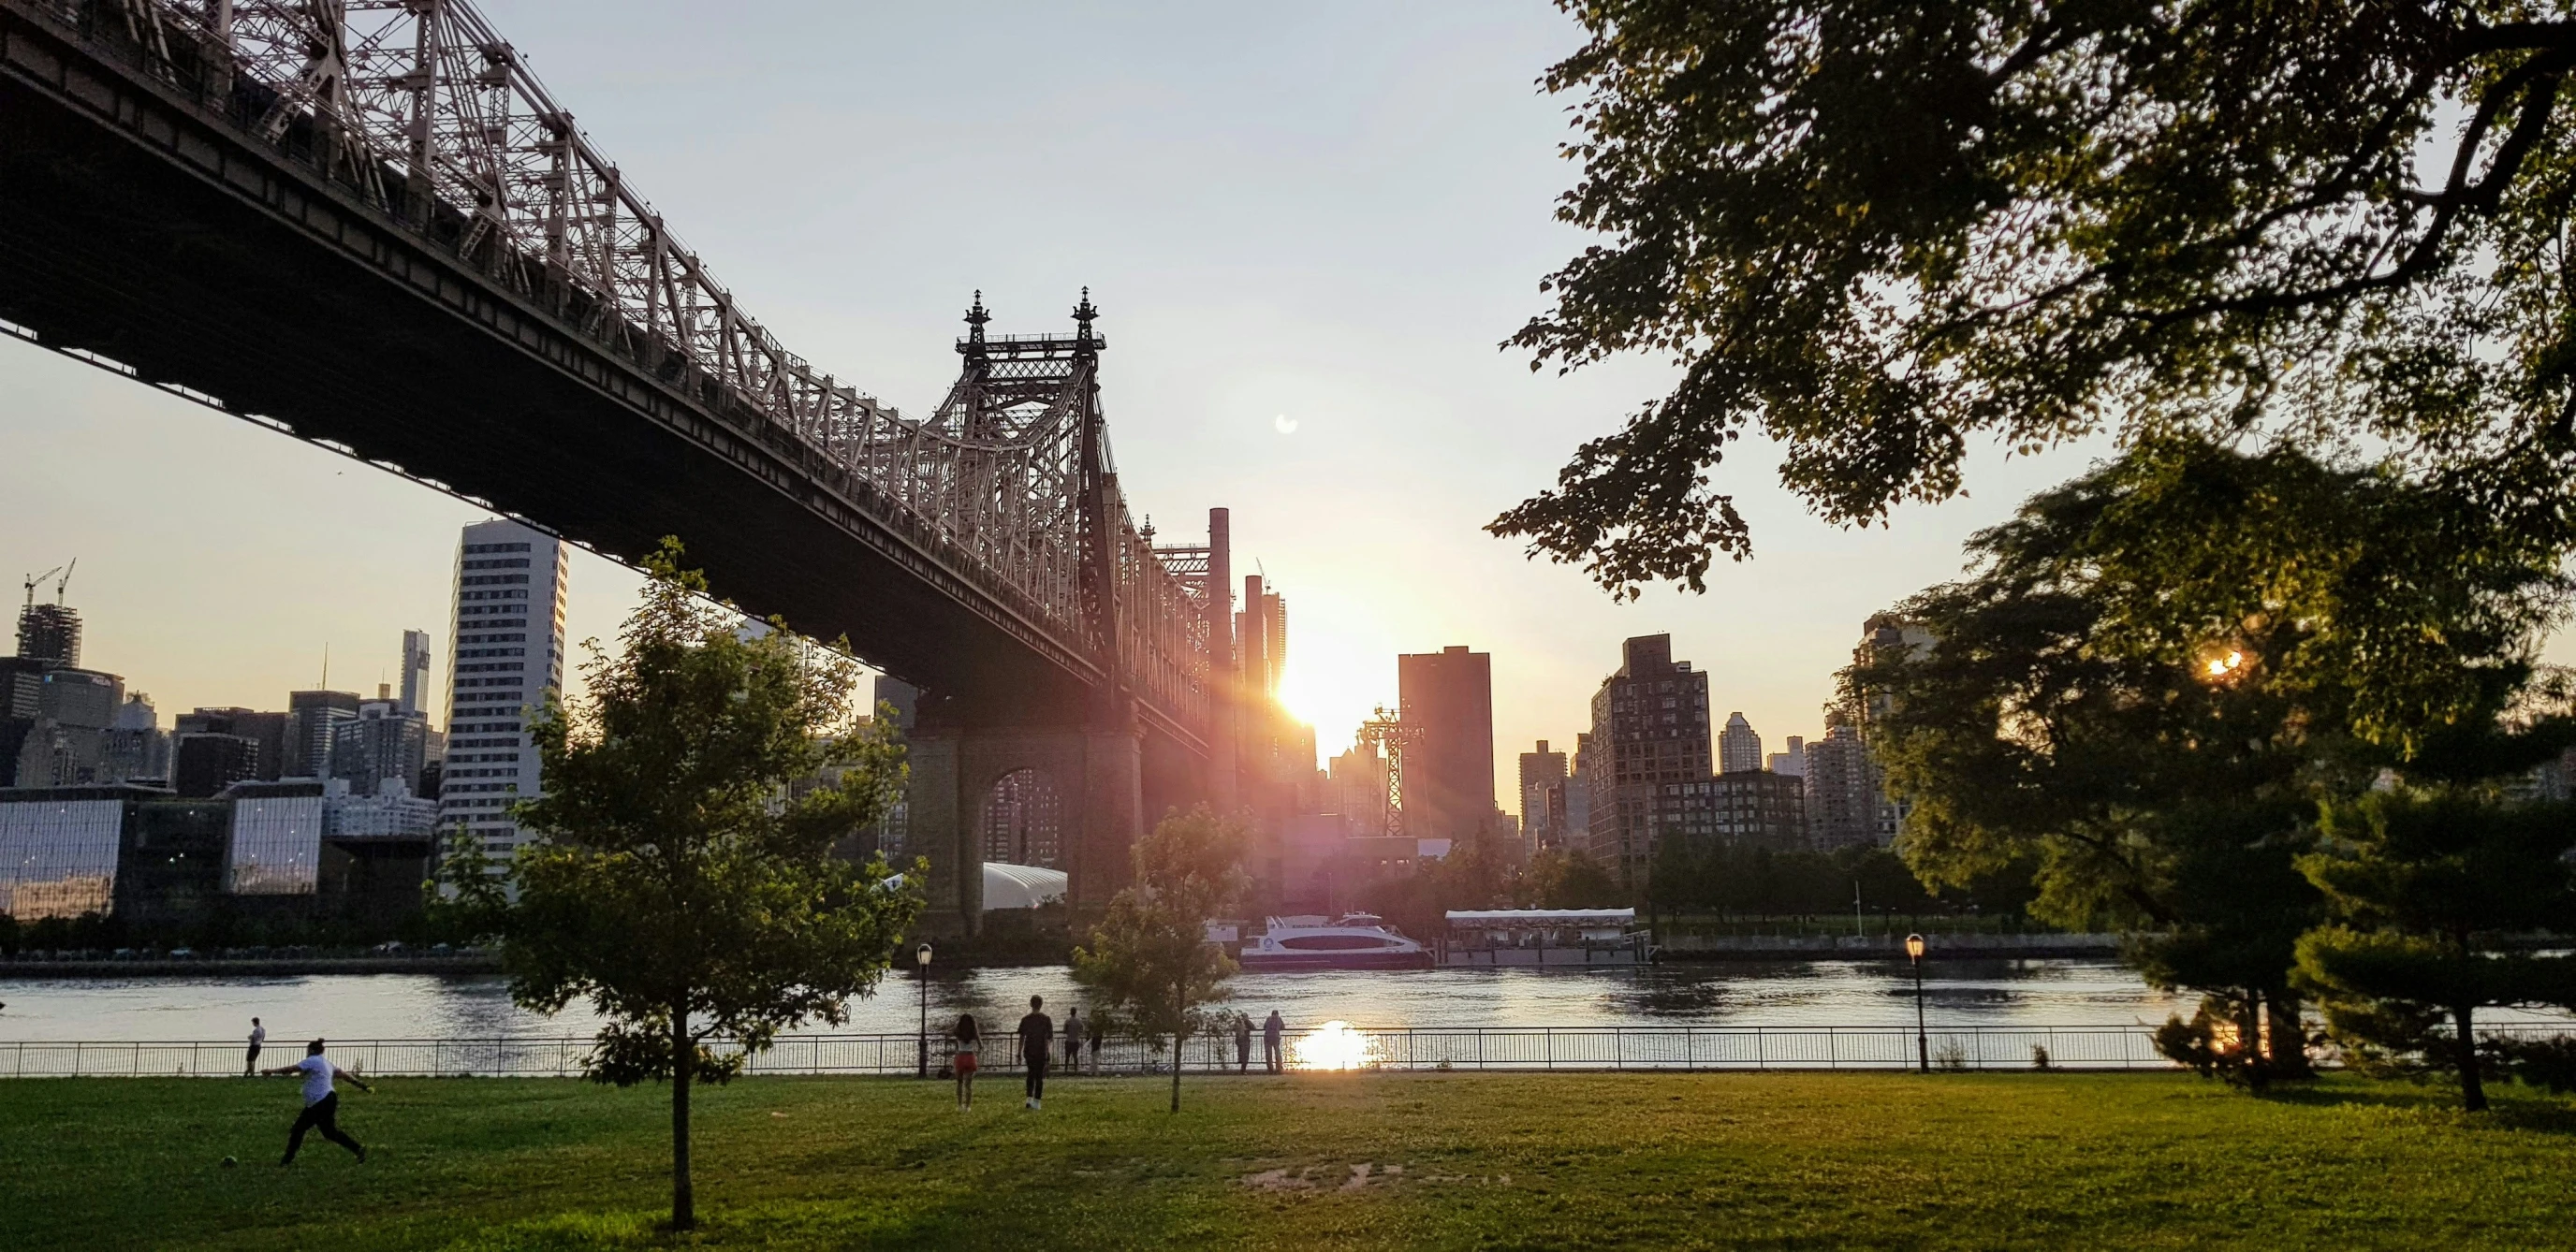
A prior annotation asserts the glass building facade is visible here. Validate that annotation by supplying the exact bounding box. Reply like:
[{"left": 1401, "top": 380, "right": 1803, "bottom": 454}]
[
  {"left": 0, "top": 798, "right": 123, "bottom": 919},
  {"left": 225, "top": 793, "right": 326, "bottom": 895}
]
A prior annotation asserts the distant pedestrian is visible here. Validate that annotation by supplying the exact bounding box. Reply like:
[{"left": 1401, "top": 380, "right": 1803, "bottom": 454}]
[
  {"left": 1062, "top": 1008, "right": 1085, "bottom": 1076},
  {"left": 262, "top": 1039, "right": 371, "bottom": 1165},
  {"left": 1234, "top": 1012, "right": 1252, "bottom": 1071},
  {"left": 951, "top": 1014, "right": 981, "bottom": 1110},
  {"left": 1017, "top": 995, "right": 1054, "bottom": 1110},
  {"left": 1089, "top": 1021, "right": 1104, "bottom": 1072},
  {"left": 244, "top": 1017, "right": 266, "bottom": 1077},
  {"left": 1263, "top": 1009, "right": 1284, "bottom": 1073}
]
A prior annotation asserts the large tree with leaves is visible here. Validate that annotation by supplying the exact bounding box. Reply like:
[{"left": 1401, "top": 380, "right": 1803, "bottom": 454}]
[
  {"left": 1857, "top": 434, "right": 2569, "bottom": 1081},
  {"left": 443, "top": 540, "right": 919, "bottom": 1230},
  {"left": 1073, "top": 807, "right": 1249, "bottom": 1113},
  {"left": 1502, "top": 1, "right": 2576, "bottom": 596}
]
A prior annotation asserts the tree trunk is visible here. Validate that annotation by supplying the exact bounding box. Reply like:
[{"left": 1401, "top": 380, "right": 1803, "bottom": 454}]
[
  {"left": 1169, "top": 1027, "right": 1183, "bottom": 1114},
  {"left": 2454, "top": 1003, "right": 2487, "bottom": 1113},
  {"left": 2263, "top": 990, "right": 2311, "bottom": 1079},
  {"left": 671, "top": 1006, "right": 695, "bottom": 1230},
  {"left": 2235, "top": 994, "right": 2268, "bottom": 1091}
]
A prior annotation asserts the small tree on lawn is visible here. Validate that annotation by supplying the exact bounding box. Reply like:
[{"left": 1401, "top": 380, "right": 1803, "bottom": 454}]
[
  {"left": 445, "top": 538, "right": 920, "bottom": 1229},
  {"left": 1073, "top": 807, "right": 1248, "bottom": 1113},
  {"left": 2294, "top": 788, "right": 2576, "bottom": 1112}
]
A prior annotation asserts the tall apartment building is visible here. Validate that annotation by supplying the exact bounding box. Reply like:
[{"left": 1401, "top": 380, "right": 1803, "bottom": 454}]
[
  {"left": 1856, "top": 613, "right": 1936, "bottom": 845},
  {"left": 331, "top": 689, "right": 430, "bottom": 799},
  {"left": 1766, "top": 735, "right": 1807, "bottom": 778},
  {"left": 1652, "top": 771, "right": 1807, "bottom": 852},
  {"left": 439, "top": 519, "right": 569, "bottom": 856},
  {"left": 399, "top": 629, "right": 432, "bottom": 714},
  {"left": 174, "top": 706, "right": 290, "bottom": 781},
  {"left": 1517, "top": 740, "right": 1568, "bottom": 848},
  {"left": 102, "top": 692, "right": 168, "bottom": 783},
  {"left": 1582, "top": 634, "right": 1712, "bottom": 887},
  {"left": 1804, "top": 722, "right": 1878, "bottom": 849},
  {"left": 1398, "top": 645, "right": 1498, "bottom": 846},
  {"left": 1718, "top": 712, "right": 1763, "bottom": 775}
]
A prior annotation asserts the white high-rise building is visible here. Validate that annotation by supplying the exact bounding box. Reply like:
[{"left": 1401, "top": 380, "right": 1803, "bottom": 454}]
[
  {"left": 1719, "top": 711, "right": 1764, "bottom": 775},
  {"left": 438, "top": 519, "right": 568, "bottom": 857},
  {"left": 1767, "top": 735, "right": 1807, "bottom": 778}
]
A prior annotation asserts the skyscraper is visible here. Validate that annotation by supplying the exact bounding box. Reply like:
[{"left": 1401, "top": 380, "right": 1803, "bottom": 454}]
[
  {"left": 285, "top": 689, "right": 360, "bottom": 779},
  {"left": 15, "top": 600, "right": 78, "bottom": 667},
  {"left": 439, "top": 519, "right": 569, "bottom": 857},
  {"left": 102, "top": 692, "right": 168, "bottom": 782},
  {"left": 1718, "top": 712, "right": 1763, "bottom": 775},
  {"left": 1398, "top": 645, "right": 1498, "bottom": 846},
  {"left": 1581, "top": 634, "right": 1712, "bottom": 887},
  {"left": 400, "top": 629, "right": 432, "bottom": 714},
  {"left": 1518, "top": 740, "right": 1567, "bottom": 846},
  {"left": 332, "top": 688, "right": 430, "bottom": 799}
]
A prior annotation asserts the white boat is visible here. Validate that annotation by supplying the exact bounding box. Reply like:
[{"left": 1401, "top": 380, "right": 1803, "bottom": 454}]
[{"left": 1238, "top": 913, "right": 1434, "bottom": 971}]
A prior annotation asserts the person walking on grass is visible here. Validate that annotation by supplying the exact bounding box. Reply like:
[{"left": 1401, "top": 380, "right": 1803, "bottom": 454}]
[
  {"left": 1017, "top": 995, "right": 1054, "bottom": 1110},
  {"left": 262, "top": 1039, "right": 371, "bottom": 1164},
  {"left": 1263, "top": 1009, "right": 1285, "bottom": 1073},
  {"left": 244, "top": 1016, "right": 266, "bottom": 1077},
  {"left": 1234, "top": 1011, "right": 1252, "bottom": 1071},
  {"left": 1062, "top": 1007, "right": 1085, "bottom": 1077},
  {"left": 951, "top": 1014, "right": 981, "bottom": 1111}
]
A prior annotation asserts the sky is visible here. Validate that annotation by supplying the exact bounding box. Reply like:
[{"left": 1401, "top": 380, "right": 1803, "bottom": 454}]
[{"left": 4, "top": 0, "right": 2437, "bottom": 814}]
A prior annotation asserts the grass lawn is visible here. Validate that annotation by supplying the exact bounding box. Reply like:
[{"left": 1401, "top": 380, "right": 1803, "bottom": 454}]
[{"left": 4, "top": 1070, "right": 2572, "bottom": 1250}]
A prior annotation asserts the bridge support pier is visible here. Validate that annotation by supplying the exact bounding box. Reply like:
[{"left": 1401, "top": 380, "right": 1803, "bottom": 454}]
[{"left": 902, "top": 721, "right": 1146, "bottom": 936}]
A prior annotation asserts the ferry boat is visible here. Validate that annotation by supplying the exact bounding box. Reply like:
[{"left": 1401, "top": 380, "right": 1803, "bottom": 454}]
[{"left": 1237, "top": 913, "right": 1435, "bottom": 971}]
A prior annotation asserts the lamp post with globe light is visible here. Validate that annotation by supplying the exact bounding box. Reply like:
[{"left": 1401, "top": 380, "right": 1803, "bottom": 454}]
[
  {"left": 915, "top": 941, "right": 933, "bottom": 1079},
  {"left": 1905, "top": 933, "right": 1929, "bottom": 1072}
]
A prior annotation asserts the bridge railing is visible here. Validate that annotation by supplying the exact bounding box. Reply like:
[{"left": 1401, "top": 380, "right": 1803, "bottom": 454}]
[{"left": 8, "top": 1023, "right": 2569, "bottom": 1078}]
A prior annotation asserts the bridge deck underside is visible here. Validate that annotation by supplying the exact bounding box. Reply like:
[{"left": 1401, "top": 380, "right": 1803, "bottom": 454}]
[{"left": 0, "top": 15, "right": 1090, "bottom": 722}]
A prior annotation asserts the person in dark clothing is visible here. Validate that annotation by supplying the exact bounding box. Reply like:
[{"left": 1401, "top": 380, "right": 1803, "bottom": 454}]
[
  {"left": 1062, "top": 1007, "right": 1086, "bottom": 1076},
  {"left": 1017, "top": 995, "right": 1054, "bottom": 1109},
  {"left": 245, "top": 1016, "right": 266, "bottom": 1077},
  {"left": 1234, "top": 1012, "right": 1252, "bottom": 1071},
  {"left": 262, "top": 1039, "right": 372, "bottom": 1164},
  {"left": 1089, "top": 1020, "right": 1104, "bottom": 1072},
  {"left": 1263, "top": 1010, "right": 1286, "bottom": 1073}
]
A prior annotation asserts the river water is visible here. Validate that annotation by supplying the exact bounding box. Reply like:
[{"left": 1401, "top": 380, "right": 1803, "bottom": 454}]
[{"left": 6, "top": 960, "right": 2571, "bottom": 1044}]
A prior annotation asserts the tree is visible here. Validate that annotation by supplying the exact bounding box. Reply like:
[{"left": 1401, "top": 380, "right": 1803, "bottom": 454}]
[
  {"left": 1500, "top": 2, "right": 2576, "bottom": 598},
  {"left": 443, "top": 539, "right": 919, "bottom": 1230},
  {"left": 1859, "top": 435, "right": 2568, "bottom": 1084},
  {"left": 1072, "top": 808, "right": 1248, "bottom": 1113},
  {"left": 2295, "top": 788, "right": 2576, "bottom": 1111}
]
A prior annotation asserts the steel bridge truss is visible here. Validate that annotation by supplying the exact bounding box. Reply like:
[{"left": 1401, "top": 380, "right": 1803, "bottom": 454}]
[{"left": 40, "top": 0, "right": 1211, "bottom": 737}]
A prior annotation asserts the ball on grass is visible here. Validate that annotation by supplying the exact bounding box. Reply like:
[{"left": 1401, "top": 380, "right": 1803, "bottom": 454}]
[{"left": 220, "top": 1156, "right": 238, "bottom": 1168}]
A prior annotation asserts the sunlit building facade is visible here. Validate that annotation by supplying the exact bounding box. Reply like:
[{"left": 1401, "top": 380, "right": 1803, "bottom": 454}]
[{"left": 438, "top": 519, "right": 570, "bottom": 858}]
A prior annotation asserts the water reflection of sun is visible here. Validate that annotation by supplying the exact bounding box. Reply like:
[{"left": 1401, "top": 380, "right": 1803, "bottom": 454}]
[{"left": 1291, "top": 1020, "right": 1378, "bottom": 1071}]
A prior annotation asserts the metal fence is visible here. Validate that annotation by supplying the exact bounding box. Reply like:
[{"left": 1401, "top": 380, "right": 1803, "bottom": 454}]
[{"left": 7, "top": 1022, "right": 2567, "bottom": 1078}]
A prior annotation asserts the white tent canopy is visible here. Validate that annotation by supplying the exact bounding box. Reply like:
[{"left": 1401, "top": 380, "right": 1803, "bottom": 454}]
[{"left": 879, "top": 862, "right": 1068, "bottom": 911}]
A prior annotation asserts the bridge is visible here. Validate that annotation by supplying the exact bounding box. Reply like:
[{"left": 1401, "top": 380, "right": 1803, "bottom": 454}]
[{"left": 0, "top": 0, "right": 1241, "bottom": 928}]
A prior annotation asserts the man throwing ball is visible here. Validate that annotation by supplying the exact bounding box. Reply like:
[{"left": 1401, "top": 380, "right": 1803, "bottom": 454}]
[{"left": 262, "top": 1039, "right": 372, "bottom": 1164}]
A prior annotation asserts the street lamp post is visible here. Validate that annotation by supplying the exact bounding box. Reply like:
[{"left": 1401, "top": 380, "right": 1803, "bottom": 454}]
[
  {"left": 915, "top": 941, "right": 933, "bottom": 1079},
  {"left": 1905, "top": 932, "right": 1928, "bottom": 1073}
]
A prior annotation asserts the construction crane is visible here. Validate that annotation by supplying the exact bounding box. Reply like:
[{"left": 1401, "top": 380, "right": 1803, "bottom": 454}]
[
  {"left": 1353, "top": 704, "right": 1422, "bottom": 839},
  {"left": 22, "top": 559, "right": 71, "bottom": 608}
]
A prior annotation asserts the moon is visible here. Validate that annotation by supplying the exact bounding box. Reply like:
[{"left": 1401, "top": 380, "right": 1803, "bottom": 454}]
[{"left": 1274, "top": 413, "right": 1299, "bottom": 434}]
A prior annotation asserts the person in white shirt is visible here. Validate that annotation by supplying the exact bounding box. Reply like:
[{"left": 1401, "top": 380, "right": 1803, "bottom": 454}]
[
  {"left": 260, "top": 1039, "right": 373, "bottom": 1164},
  {"left": 244, "top": 1017, "right": 267, "bottom": 1077}
]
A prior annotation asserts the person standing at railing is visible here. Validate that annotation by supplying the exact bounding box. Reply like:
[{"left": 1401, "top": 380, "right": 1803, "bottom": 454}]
[
  {"left": 1088, "top": 1019, "right": 1104, "bottom": 1073},
  {"left": 244, "top": 1017, "right": 266, "bottom": 1077},
  {"left": 1233, "top": 1012, "right": 1251, "bottom": 1071},
  {"left": 1263, "top": 1010, "right": 1284, "bottom": 1073},
  {"left": 1062, "top": 1007, "right": 1085, "bottom": 1077},
  {"left": 951, "top": 1014, "right": 981, "bottom": 1111},
  {"left": 261, "top": 1039, "right": 371, "bottom": 1165},
  {"left": 1017, "top": 995, "right": 1054, "bottom": 1111}
]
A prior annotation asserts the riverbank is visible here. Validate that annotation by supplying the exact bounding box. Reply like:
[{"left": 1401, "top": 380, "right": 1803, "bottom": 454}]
[
  {"left": 0, "top": 954, "right": 503, "bottom": 979},
  {"left": 4, "top": 1072, "right": 2570, "bottom": 1249}
]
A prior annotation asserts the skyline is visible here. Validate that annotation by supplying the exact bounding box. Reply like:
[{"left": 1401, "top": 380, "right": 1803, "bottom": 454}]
[{"left": 12, "top": 0, "right": 2561, "bottom": 812}]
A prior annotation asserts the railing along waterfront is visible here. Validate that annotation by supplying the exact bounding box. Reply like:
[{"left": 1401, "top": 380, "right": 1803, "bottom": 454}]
[{"left": 7, "top": 1022, "right": 2568, "bottom": 1078}]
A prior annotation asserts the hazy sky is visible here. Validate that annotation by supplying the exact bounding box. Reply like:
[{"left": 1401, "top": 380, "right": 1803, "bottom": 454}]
[{"left": 6, "top": 1, "right": 2434, "bottom": 812}]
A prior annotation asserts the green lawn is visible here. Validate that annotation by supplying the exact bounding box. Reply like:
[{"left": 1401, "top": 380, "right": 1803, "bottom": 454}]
[{"left": 4, "top": 1070, "right": 2572, "bottom": 1250}]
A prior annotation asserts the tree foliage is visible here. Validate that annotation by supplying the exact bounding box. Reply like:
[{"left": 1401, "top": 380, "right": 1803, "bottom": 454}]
[
  {"left": 1857, "top": 434, "right": 2569, "bottom": 1083},
  {"left": 1072, "top": 807, "right": 1248, "bottom": 1113},
  {"left": 2295, "top": 788, "right": 2576, "bottom": 1111},
  {"left": 1503, "top": 1, "right": 2576, "bottom": 596},
  {"left": 441, "top": 539, "right": 919, "bottom": 1229}
]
